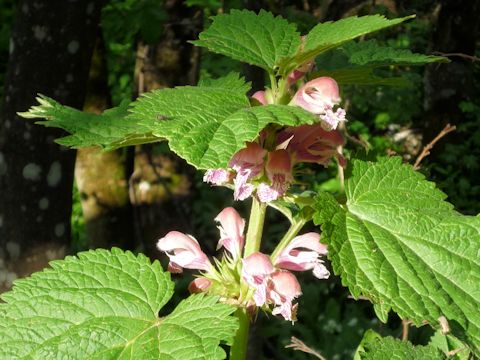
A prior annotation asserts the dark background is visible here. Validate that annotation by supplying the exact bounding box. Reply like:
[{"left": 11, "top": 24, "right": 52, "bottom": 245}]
[{"left": 0, "top": 0, "right": 479, "bottom": 358}]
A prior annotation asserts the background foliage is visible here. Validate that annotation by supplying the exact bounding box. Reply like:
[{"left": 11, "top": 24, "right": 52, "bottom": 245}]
[{"left": 0, "top": 0, "right": 479, "bottom": 359}]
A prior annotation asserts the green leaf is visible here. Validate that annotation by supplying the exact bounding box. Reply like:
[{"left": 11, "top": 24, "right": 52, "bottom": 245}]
[
  {"left": 314, "top": 157, "right": 480, "bottom": 353},
  {"left": 314, "top": 68, "right": 410, "bottom": 86},
  {"left": 355, "top": 330, "right": 442, "bottom": 359},
  {"left": 316, "top": 40, "right": 447, "bottom": 70},
  {"left": 19, "top": 95, "right": 161, "bottom": 149},
  {"left": 192, "top": 9, "right": 301, "bottom": 72},
  {"left": 198, "top": 72, "right": 251, "bottom": 94},
  {"left": 0, "top": 248, "right": 237, "bottom": 359},
  {"left": 311, "top": 40, "right": 447, "bottom": 86},
  {"left": 130, "top": 84, "right": 317, "bottom": 168},
  {"left": 429, "top": 330, "right": 471, "bottom": 359},
  {"left": 281, "top": 15, "right": 414, "bottom": 75}
]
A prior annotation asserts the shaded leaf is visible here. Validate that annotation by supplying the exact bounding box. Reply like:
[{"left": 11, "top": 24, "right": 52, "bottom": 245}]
[
  {"left": 281, "top": 15, "right": 414, "bottom": 75},
  {"left": 355, "top": 330, "right": 442, "bottom": 359}
]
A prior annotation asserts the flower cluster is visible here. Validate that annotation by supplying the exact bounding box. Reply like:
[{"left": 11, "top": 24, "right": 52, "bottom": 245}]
[
  {"left": 204, "top": 76, "right": 346, "bottom": 203},
  {"left": 157, "top": 207, "right": 329, "bottom": 322}
]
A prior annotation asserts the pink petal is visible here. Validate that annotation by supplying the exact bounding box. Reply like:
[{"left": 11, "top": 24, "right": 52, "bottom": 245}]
[
  {"left": 292, "top": 77, "right": 340, "bottom": 114},
  {"left": 277, "top": 124, "right": 345, "bottom": 166},
  {"left": 252, "top": 91, "right": 267, "bottom": 105},
  {"left": 157, "top": 231, "right": 211, "bottom": 272},
  {"left": 215, "top": 207, "right": 245, "bottom": 259},
  {"left": 229, "top": 142, "right": 266, "bottom": 175},
  {"left": 265, "top": 150, "right": 292, "bottom": 183},
  {"left": 242, "top": 252, "right": 275, "bottom": 279},
  {"left": 320, "top": 107, "right": 347, "bottom": 130},
  {"left": 257, "top": 150, "right": 293, "bottom": 203},
  {"left": 242, "top": 252, "right": 275, "bottom": 307},
  {"left": 313, "top": 263, "right": 330, "bottom": 279},
  {"left": 257, "top": 182, "right": 282, "bottom": 203},
  {"left": 253, "top": 282, "right": 268, "bottom": 306},
  {"left": 233, "top": 171, "right": 254, "bottom": 201},
  {"left": 288, "top": 233, "right": 327, "bottom": 254},
  {"left": 269, "top": 271, "right": 302, "bottom": 321},
  {"left": 275, "top": 233, "right": 330, "bottom": 278},
  {"left": 271, "top": 271, "right": 302, "bottom": 298},
  {"left": 203, "top": 168, "right": 230, "bottom": 185}
]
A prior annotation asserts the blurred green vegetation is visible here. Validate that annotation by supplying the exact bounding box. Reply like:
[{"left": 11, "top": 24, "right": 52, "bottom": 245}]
[{"left": 0, "top": 0, "right": 478, "bottom": 358}]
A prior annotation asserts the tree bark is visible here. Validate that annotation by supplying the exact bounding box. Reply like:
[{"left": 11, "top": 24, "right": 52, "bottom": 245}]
[
  {"left": 75, "top": 40, "right": 135, "bottom": 250},
  {"left": 131, "top": 0, "right": 202, "bottom": 257},
  {"left": 0, "top": 0, "right": 103, "bottom": 292}
]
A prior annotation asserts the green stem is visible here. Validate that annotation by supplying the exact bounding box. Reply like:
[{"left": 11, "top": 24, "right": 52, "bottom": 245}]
[
  {"left": 229, "top": 308, "right": 250, "bottom": 360},
  {"left": 269, "top": 73, "right": 277, "bottom": 98},
  {"left": 243, "top": 197, "right": 267, "bottom": 256},
  {"left": 270, "top": 218, "right": 307, "bottom": 262}
]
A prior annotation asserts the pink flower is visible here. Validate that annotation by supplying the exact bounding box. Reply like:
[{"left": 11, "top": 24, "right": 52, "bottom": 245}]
[
  {"left": 242, "top": 252, "right": 275, "bottom": 306},
  {"left": 292, "top": 77, "right": 347, "bottom": 130},
  {"left": 157, "top": 231, "right": 212, "bottom": 273},
  {"left": 215, "top": 207, "right": 245, "bottom": 260},
  {"left": 230, "top": 142, "right": 266, "bottom": 176},
  {"left": 257, "top": 150, "right": 293, "bottom": 203},
  {"left": 274, "top": 232, "right": 330, "bottom": 279},
  {"left": 277, "top": 124, "right": 346, "bottom": 167},
  {"left": 292, "top": 77, "right": 341, "bottom": 114},
  {"left": 320, "top": 107, "right": 347, "bottom": 130},
  {"left": 252, "top": 90, "right": 267, "bottom": 105},
  {"left": 203, "top": 168, "right": 230, "bottom": 185},
  {"left": 188, "top": 277, "right": 212, "bottom": 294},
  {"left": 233, "top": 171, "right": 255, "bottom": 201},
  {"left": 229, "top": 142, "right": 267, "bottom": 201},
  {"left": 269, "top": 271, "right": 302, "bottom": 321}
]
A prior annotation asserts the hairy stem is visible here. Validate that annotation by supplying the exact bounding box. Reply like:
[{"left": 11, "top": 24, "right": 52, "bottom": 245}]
[
  {"left": 243, "top": 197, "right": 267, "bottom": 256},
  {"left": 270, "top": 218, "right": 307, "bottom": 262},
  {"left": 269, "top": 73, "right": 277, "bottom": 98},
  {"left": 230, "top": 308, "right": 250, "bottom": 360}
]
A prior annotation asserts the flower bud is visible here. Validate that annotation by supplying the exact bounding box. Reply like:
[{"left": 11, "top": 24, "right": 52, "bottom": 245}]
[{"left": 188, "top": 278, "right": 212, "bottom": 294}]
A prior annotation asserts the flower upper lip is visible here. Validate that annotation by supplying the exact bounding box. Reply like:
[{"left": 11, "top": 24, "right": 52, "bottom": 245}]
[
  {"left": 157, "top": 231, "right": 212, "bottom": 273},
  {"left": 215, "top": 207, "right": 246, "bottom": 260}
]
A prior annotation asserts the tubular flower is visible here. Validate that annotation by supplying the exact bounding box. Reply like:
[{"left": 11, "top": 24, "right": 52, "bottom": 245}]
[
  {"left": 292, "top": 77, "right": 347, "bottom": 130},
  {"left": 157, "top": 231, "right": 212, "bottom": 273},
  {"left": 215, "top": 207, "right": 245, "bottom": 260},
  {"left": 277, "top": 124, "right": 346, "bottom": 167},
  {"left": 292, "top": 76, "right": 340, "bottom": 113},
  {"left": 257, "top": 150, "right": 293, "bottom": 203},
  {"left": 269, "top": 271, "right": 302, "bottom": 322},
  {"left": 242, "top": 252, "right": 275, "bottom": 306},
  {"left": 274, "top": 232, "right": 330, "bottom": 279},
  {"left": 229, "top": 142, "right": 267, "bottom": 201}
]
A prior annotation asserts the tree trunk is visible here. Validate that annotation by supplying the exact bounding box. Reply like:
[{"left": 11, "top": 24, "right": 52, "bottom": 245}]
[
  {"left": 75, "top": 40, "right": 135, "bottom": 250},
  {"left": 130, "top": 0, "right": 202, "bottom": 257},
  {"left": 0, "top": 0, "right": 103, "bottom": 292}
]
